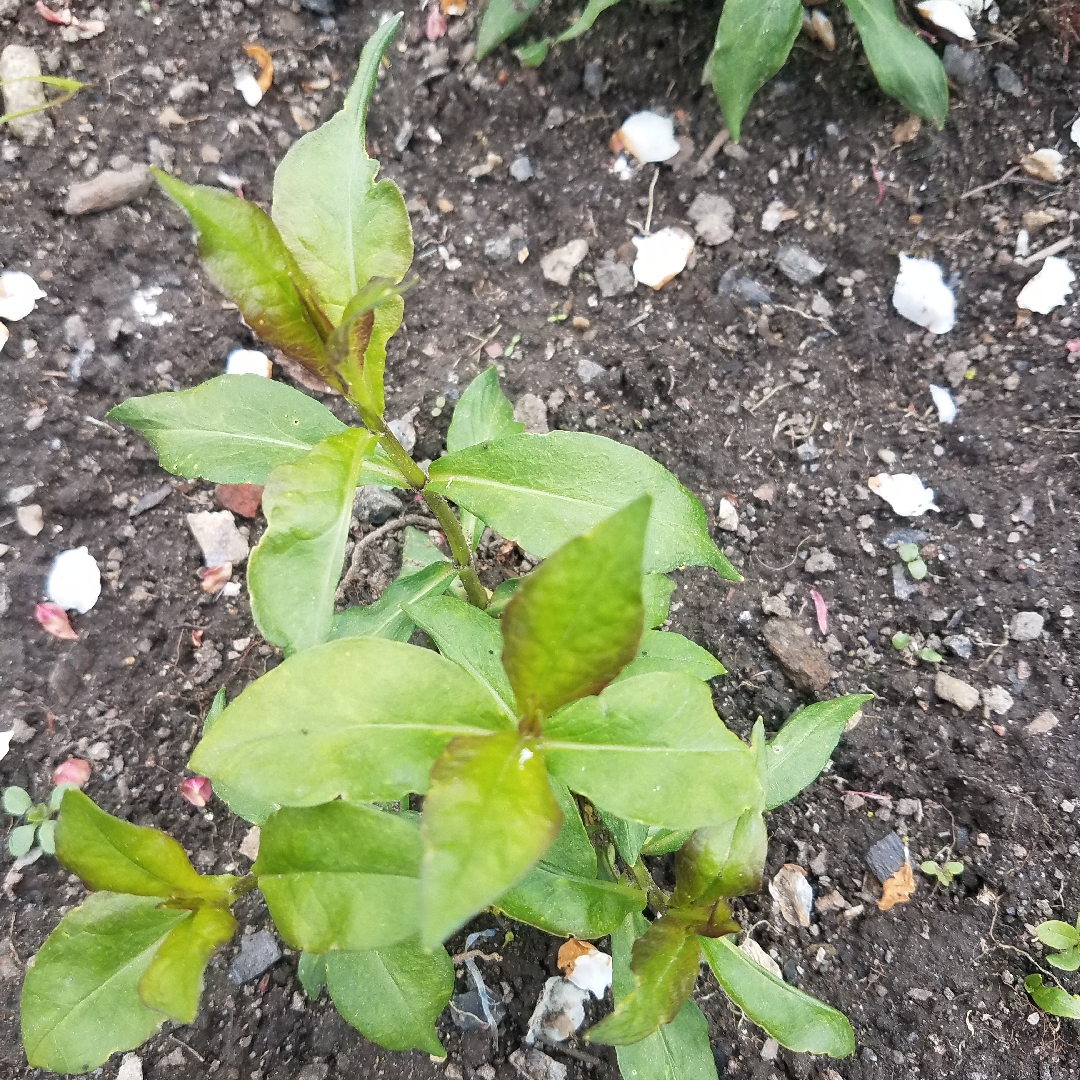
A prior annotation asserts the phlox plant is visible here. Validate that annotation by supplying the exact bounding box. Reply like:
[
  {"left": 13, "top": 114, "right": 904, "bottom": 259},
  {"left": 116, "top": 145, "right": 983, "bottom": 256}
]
[{"left": 18, "top": 18, "right": 869, "bottom": 1077}]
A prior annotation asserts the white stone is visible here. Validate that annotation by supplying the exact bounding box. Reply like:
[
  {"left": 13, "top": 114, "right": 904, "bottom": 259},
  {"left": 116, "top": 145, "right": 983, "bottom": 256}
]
[
  {"left": 234, "top": 67, "right": 263, "bottom": 107},
  {"left": 0, "top": 271, "right": 46, "bottom": 322},
  {"left": 187, "top": 510, "right": 249, "bottom": 566},
  {"left": 686, "top": 193, "right": 734, "bottom": 246},
  {"left": 892, "top": 255, "right": 956, "bottom": 334},
  {"left": 935, "top": 672, "right": 979, "bottom": 711},
  {"left": 617, "top": 111, "right": 679, "bottom": 163},
  {"left": 1016, "top": 257, "right": 1075, "bottom": 314},
  {"left": 116, "top": 1054, "right": 143, "bottom": 1080},
  {"left": 540, "top": 239, "right": 589, "bottom": 287},
  {"left": 761, "top": 200, "right": 797, "bottom": 232},
  {"left": 632, "top": 228, "right": 694, "bottom": 290},
  {"left": 226, "top": 349, "right": 272, "bottom": 377},
  {"left": 716, "top": 497, "right": 739, "bottom": 532},
  {"left": 46, "top": 548, "right": 102, "bottom": 614},
  {"left": 981, "top": 685, "right": 1014, "bottom": 715},
  {"left": 805, "top": 548, "right": 837, "bottom": 574}
]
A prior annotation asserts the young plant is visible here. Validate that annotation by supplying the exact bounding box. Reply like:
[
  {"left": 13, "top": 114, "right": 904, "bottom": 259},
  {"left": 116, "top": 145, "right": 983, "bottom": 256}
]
[
  {"left": 897, "top": 541, "right": 928, "bottom": 581},
  {"left": 18, "top": 20, "right": 868, "bottom": 1077},
  {"left": 1034, "top": 915, "right": 1080, "bottom": 972},
  {"left": 919, "top": 858, "right": 963, "bottom": 888},
  {"left": 477, "top": 0, "right": 948, "bottom": 138},
  {"left": 2, "top": 780, "right": 82, "bottom": 857}
]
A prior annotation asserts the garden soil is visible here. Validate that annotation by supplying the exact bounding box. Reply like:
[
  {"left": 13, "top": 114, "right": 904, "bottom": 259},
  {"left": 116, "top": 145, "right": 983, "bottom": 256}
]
[{"left": 1, "top": 1, "right": 1079, "bottom": 1078}]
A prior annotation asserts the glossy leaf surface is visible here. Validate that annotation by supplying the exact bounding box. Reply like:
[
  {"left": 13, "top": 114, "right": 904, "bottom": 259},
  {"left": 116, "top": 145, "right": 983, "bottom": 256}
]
[
  {"left": 477, "top": 0, "right": 543, "bottom": 57},
  {"left": 502, "top": 498, "right": 648, "bottom": 723},
  {"left": 673, "top": 810, "right": 767, "bottom": 906},
  {"left": 446, "top": 366, "right": 524, "bottom": 453},
  {"left": 297, "top": 952, "right": 327, "bottom": 999},
  {"left": 420, "top": 731, "right": 562, "bottom": 946},
  {"left": 616, "top": 630, "right": 725, "bottom": 684},
  {"left": 599, "top": 809, "right": 650, "bottom": 868},
  {"left": 249, "top": 428, "right": 374, "bottom": 655},
  {"left": 332, "top": 561, "right": 459, "bottom": 643},
  {"left": 642, "top": 573, "right": 675, "bottom": 628},
  {"left": 1026, "top": 974, "right": 1080, "bottom": 1018},
  {"left": 189, "top": 638, "right": 513, "bottom": 822},
  {"left": 426, "top": 432, "right": 737, "bottom": 578},
  {"left": 325, "top": 939, "right": 454, "bottom": 1055},
  {"left": 700, "top": 936, "right": 855, "bottom": 1056}
]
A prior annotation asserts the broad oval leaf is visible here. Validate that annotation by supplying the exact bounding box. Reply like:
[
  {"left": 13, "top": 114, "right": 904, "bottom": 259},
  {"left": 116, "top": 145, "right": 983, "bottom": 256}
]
[
  {"left": 189, "top": 638, "right": 514, "bottom": 823},
  {"left": 543, "top": 673, "right": 761, "bottom": 829},
  {"left": 1025, "top": 974, "right": 1080, "bottom": 1019},
  {"left": 841, "top": 0, "right": 949, "bottom": 127},
  {"left": 502, "top": 498, "right": 649, "bottom": 723},
  {"left": 710, "top": 0, "right": 802, "bottom": 142},
  {"left": 332, "top": 561, "right": 459, "bottom": 643},
  {"left": 297, "top": 952, "right": 327, "bottom": 999},
  {"left": 55, "top": 788, "right": 227, "bottom": 902},
  {"left": 420, "top": 731, "right": 562, "bottom": 947},
  {"left": 1047, "top": 948, "right": 1080, "bottom": 972},
  {"left": 615, "top": 630, "right": 726, "bottom": 684},
  {"left": 249, "top": 428, "right": 375, "bottom": 655},
  {"left": 642, "top": 573, "right": 676, "bottom": 629},
  {"left": 426, "top": 431, "right": 738, "bottom": 579},
  {"left": 673, "top": 810, "right": 767, "bottom": 907},
  {"left": 254, "top": 802, "right": 422, "bottom": 952},
  {"left": 446, "top": 366, "right": 524, "bottom": 453},
  {"left": 1036, "top": 921, "right": 1080, "bottom": 951},
  {"left": 700, "top": 935, "right": 855, "bottom": 1056},
  {"left": 765, "top": 694, "right": 873, "bottom": 810},
  {"left": 137, "top": 905, "right": 237, "bottom": 1024},
  {"left": 21, "top": 893, "right": 188, "bottom": 1073},
  {"left": 599, "top": 809, "right": 650, "bottom": 867},
  {"left": 325, "top": 939, "right": 454, "bottom": 1056},
  {"left": 477, "top": 0, "right": 544, "bottom": 57}
]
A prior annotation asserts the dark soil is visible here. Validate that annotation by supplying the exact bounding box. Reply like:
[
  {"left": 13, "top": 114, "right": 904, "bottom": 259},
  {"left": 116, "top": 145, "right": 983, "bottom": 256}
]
[{"left": 2, "top": 0, "right": 1079, "bottom": 1078}]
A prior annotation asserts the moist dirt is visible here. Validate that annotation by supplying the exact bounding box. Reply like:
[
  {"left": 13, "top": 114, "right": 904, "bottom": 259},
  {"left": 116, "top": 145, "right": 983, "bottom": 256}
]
[{"left": 1, "top": 1, "right": 1079, "bottom": 1078}]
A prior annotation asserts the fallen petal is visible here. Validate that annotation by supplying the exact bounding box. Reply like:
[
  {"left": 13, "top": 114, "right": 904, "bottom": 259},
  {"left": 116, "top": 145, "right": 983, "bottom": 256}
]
[
  {"left": 45, "top": 547, "right": 102, "bottom": 613},
  {"left": 0, "top": 322, "right": 8, "bottom": 354},
  {"left": 34, "top": 602, "right": 78, "bottom": 640},
  {"left": 0, "top": 271, "right": 47, "bottom": 322},
  {"left": 868, "top": 473, "right": 940, "bottom": 517},
  {"left": 234, "top": 67, "right": 263, "bottom": 108},
  {"left": 929, "top": 383, "right": 958, "bottom": 424},
  {"left": 180, "top": 775, "right": 213, "bottom": 807},
  {"left": 525, "top": 977, "right": 588, "bottom": 1045},
  {"left": 1017, "top": 256, "right": 1075, "bottom": 314},
  {"left": 917, "top": 0, "right": 976, "bottom": 39},
  {"left": 426, "top": 5, "right": 447, "bottom": 39},
  {"left": 892, "top": 255, "right": 955, "bottom": 334},
  {"left": 617, "top": 111, "right": 680, "bottom": 164},
  {"left": 632, "top": 227, "right": 694, "bottom": 289},
  {"left": 52, "top": 758, "right": 91, "bottom": 788},
  {"left": 199, "top": 563, "right": 234, "bottom": 594},
  {"left": 810, "top": 588, "right": 828, "bottom": 634}
]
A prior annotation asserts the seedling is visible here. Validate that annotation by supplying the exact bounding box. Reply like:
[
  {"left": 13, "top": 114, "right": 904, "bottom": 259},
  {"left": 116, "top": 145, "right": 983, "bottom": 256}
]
[
  {"left": 897, "top": 541, "right": 928, "bottom": 581},
  {"left": 2, "top": 783, "right": 75, "bottom": 857},
  {"left": 919, "top": 859, "right": 964, "bottom": 888},
  {"left": 1034, "top": 915, "right": 1080, "bottom": 972},
  {"left": 477, "top": 0, "right": 949, "bottom": 138},
  {"left": 18, "top": 22, "right": 867, "bottom": 1078},
  {"left": 0, "top": 75, "right": 83, "bottom": 128}
]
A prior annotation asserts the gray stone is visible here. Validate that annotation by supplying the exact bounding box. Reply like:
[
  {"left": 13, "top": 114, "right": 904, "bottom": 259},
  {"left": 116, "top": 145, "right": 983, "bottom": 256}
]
[
  {"left": 892, "top": 562, "right": 919, "bottom": 601},
  {"left": 354, "top": 485, "right": 403, "bottom": 526},
  {"left": 0, "top": 0, "right": 19, "bottom": 22},
  {"left": 511, "top": 1049, "right": 568, "bottom": 1080},
  {"left": 934, "top": 672, "right": 979, "bottom": 712},
  {"left": 484, "top": 235, "right": 515, "bottom": 261},
  {"left": 775, "top": 245, "right": 825, "bottom": 286},
  {"left": 718, "top": 266, "right": 771, "bottom": 306},
  {"left": 942, "top": 43, "right": 985, "bottom": 87},
  {"left": 943, "top": 634, "right": 973, "bottom": 660},
  {"left": 804, "top": 548, "right": 837, "bottom": 574},
  {"left": 1009, "top": 611, "right": 1044, "bottom": 642},
  {"left": 229, "top": 930, "right": 282, "bottom": 984},
  {"left": 186, "top": 510, "right": 249, "bottom": 566},
  {"left": 993, "top": 64, "right": 1025, "bottom": 96},
  {"left": 541, "top": 239, "right": 589, "bottom": 286},
  {"left": 582, "top": 59, "right": 604, "bottom": 98},
  {"left": 513, "top": 393, "right": 548, "bottom": 434},
  {"left": 64, "top": 166, "right": 152, "bottom": 215},
  {"left": 576, "top": 358, "right": 605, "bottom": 384},
  {"left": 595, "top": 261, "right": 635, "bottom": 298},
  {"left": 298, "top": 1066, "right": 329, "bottom": 1080},
  {"left": 982, "top": 685, "right": 1014, "bottom": 715},
  {"left": 761, "top": 594, "right": 792, "bottom": 619},
  {"left": 1025, "top": 710, "right": 1059, "bottom": 735},
  {"left": 509, "top": 155, "right": 534, "bottom": 182},
  {"left": 0, "top": 46, "right": 52, "bottom": 146},
  {"left": 686, "top": 192, "right": 734, "bottom": 246},
  {"left": 544, "top": 106, "right": 566, "bottom": 129},
  {"left": 865, "top": 832, "right": 907, "bottom": 884}
]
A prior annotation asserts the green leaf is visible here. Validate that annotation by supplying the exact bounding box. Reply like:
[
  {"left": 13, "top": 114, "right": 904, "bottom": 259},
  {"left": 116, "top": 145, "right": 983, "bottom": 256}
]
[
  {"left": 297, "top": 952, "right": 327, "bottom": 999},
  {"left": 153, "top": 170, "right": 331, "bottom": 377},
  {"left": 253, "top": 802, "right": 422, "bottom": 952},
  {"left": 640, "top": 828, "right": 694, "bottom": 857},
  {"left": 840, "top": 0, "right": 949, "bottom": 127},
  {"left": 642, "top": 573, "right": 675, "bottom": 629},
  {"left": 8, "top": 822, "right": 36, "bottom": 857},
  {"left": 37, "top": 819, "right": 56, "bottom": 855},
  {"left": 426, "top": 432, "right": 738, "bottom": 579},
  {"left": 616, "top": 630, "right": 726, "bottom": 684},
  {"left": 3, "top": 786, "right": 31, "bottom": 816},
  {"left": 897, "top": 542, "right": 919, "bottom": 562},
  {"left": 673, "top": 811, "right": 767, "bottom": 907},
  {"left": 137, "top": 906, "right": 237, "bottom": 1024},
  {"left": 710, "top": 0, "right": 802, "bottom": 142},
  {"left": 543, "top": 673, "right": 761, "bottom": 829},
  {"left": 599, "top": 809, "right": 650, "bottom": 867},
  {"left": 503, "top": 498, "right": 648, "bottom": 724},
  {"left": 189, "top": 638, "right": 514, "bottom": 822},
  {"left": 515, "top": 40, "right": 550, "bottom": 66},
  {"left": 406, "top": 593, "right": 516, "bottom": 717},
  {"left": 611, "top": 914, "right": 719, "bottom": 1080},
  {"left": 1025, "top": 974, "right": 1080, "bottom": 1020},
  {"left": 420, "top": 731, "right": 562, "bottom": 947},
  {"left": 447, "top": 366, "right": 524, "bottom": 453},
  {"left": 587, "top": 915, "right": 701, "bottom": 1045},
  {"left": 55, "top": 789, "right": 227, "bottom": 902},
  {"left": 1036, "top": 921, "right": 1080, "bottom": 951},
  {"left": 488, "top": 577, "right": 521, "bottom": 615},
  {"left": 700, "top": 936, "right": 855, "bottom": 1056},
  {"left": 908, "top": 559, "right": 928, "bottom": 581},
  {"left": 764, "top": 695, "right": 872, "bottom": 811},
  {"left": 203, "top": 686, "right": 228, "bottom": 736},
  {"left": 325, "top": 939, "right": 454, "bottom": 1056},
  {"left": 108, "top": 375, "right": 349, "bottom": 486},
  {"left": 249, "top": 428, "right": 375, "bottom": 655},
  {"left": 21, "top": 893, "right": 188, "bottom": 1073},
  {"left": 272, "top": 17, "right": 412, "bottom": 331},
  {"left": 556, "top": 0, "right": 623, "bottom": 41},
  {"left": 1047, "top": 948, "right": 1080, "bottom": 972},
  {"left": 400, "top": 525, "right": 450, "bottom": 577},
  {"left": 332, "top": 561, "right": 459, "bottom": 644},
  {"left": 477, "top": 0, "right": 544, "bottom": 58}
]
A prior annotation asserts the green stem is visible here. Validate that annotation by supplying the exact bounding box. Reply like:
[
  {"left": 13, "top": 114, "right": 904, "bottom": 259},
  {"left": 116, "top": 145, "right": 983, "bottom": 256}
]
[{"left": 630, "top": 860, "right": 669, "bottom": 915}]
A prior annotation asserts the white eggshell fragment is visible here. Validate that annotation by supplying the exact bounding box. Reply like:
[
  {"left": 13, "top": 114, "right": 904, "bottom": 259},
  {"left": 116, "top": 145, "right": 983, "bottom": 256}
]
[
  {"left": 632, "top": 227, "right": 694, "bottom": 289},
  {"left": 0, "top": 323, "right": 8, "bottom": 355},
  {"left": 1020, "top": 149, "right": 1064, "bottom": 183},
  {"left": 234, "top": 67, "right": 263, "bottom": 108},
  {"left": 868, "top": 473, "right": 940, "bottom": 517},
  {"left": 929, "top": 384, "right": 958, "bottom": 424},
  {"left": 563, "top": 947, "right": 612, "bottom": 1000},
  {"left": 892, "top": 255, "right": 956, "bottom": 334},
  {"left": 1016, "top": 256, "right": 1075, "bottom": 314},
  {"left": 0, "top": 271, "right": 46, "bottom": 322},
  {"left": 917, "top": 0, "right": 976, "bottom": 39},
  {"left": 1071, "top": 116, "right": 1080, "bottom": 148},
  {"left": 225, "top": 349, "right": 273, "bottom": 377},
  {"left": 617, "top": 111, "right": 680, "bottom": 164},
  {"left": 46, "top": 547, "right": 102, "bottom": 614}
]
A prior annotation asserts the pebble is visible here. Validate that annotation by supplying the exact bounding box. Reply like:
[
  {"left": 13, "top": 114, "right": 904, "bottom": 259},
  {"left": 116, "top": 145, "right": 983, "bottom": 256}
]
[
  {"left": 775, "top": 245, "right": 825, "bottom": 286},
  {"left": 934, "top": 672, "right": 980, "bottom": 711},
  {"left": 64, "top": 166, "right": 153, "bottom": 216},
  {"left": 510, "top": 1049, "right": 567, "bottom": 1080},
  {"left": 804, "top": 548, "right": 837, "bottom": 574},
  {"left": 982, "top": 685, "right": 1014, "bottom": 715},
  {"left": 116, "top": 1054, "right": 142, "bottom": 1080},
  {"left": 576, "top": 358, "right": 605, "bottom": 384},
  {"left": 686, "top": 193, "right": 734, "bottom": 246},
  {"left": 716, "top": 498, "right": 738, "bottom": 532},
  {"left": 186, "top": 510, "right": 249, "bottom": 566},
  {"left": 544, "top": 106, "right": 566, "bottom": 129},
  {"left": 993, "top": 63, "right": 1024, "bottom": 96},
  {"left": 353, "top": 485, "right": 403, "bottom": 526},
  {"left": 760, "top": 1038, "right": 780, "bottom": 1062},
  {"left": 865, "top": 832, "right": 907, "bottom": 883},
  {"left": 298, "top": 1067, "right": 329, "bottom": 1080},
  {"left": 541, "top": 239, "right": 589, "bottom": 287},
  {"left": 1009, "top": 611, "right": 1044, "bottom": 642},
  {"left": 762, "top": 618, "right": 831, "bottom": 692},
  {"left": 16, "top": 504, "right": 43, "bottom": 536},
  {"left": 582, "top": 59, "right": 604, "bottom": 98},
  {"left": 943, "top": 634, "right": 973, "bottom": 660},
  {"left": 761, "top": 594, "right": 792, "bottom": 619},
  {"left": 513, "top": 393, "right": 548, "bottom": 434},
  {"left": 238, "top": 826, "right": 261, "bottom": 861},
  {"left": 229, "top": 930, "right": 281, "bottom": 984},
  {"left": 1024, "top": 711, "right": 1058, "bottom": 735},
  {"left": 942, "top": 42, "right": 985, "bottom": 86},
  {"left": 892, "top": 563, "right": 919, "bottom": 601},
  {"left": 129, "top": 483, "right": 172, "bottom": 518},
  {"left": 594, "top": 261, "right": 635, "bottom": 298},
  {"left": 968, "top": 513, "right": 985, "bottom": 529},
  {"left": 0, "top": 46, "right": 52, "bottom": 145},
  {"left": 509, "top": 156, "right": 534, "bottom": 182}
]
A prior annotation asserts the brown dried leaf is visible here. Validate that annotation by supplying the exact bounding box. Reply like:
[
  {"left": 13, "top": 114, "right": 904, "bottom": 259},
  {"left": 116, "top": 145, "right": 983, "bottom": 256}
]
[
  {"left": 244, "top": 44, "right": 274, "bottom": 94},
  {"left": 441, "top": 0, "right": 466, "bottom": 13},
  {"left": 891, "top": 115, "right": 922, "bottom": 145},
  {"left": 877, "top": 857, "right": 916, "bottom": 911}
]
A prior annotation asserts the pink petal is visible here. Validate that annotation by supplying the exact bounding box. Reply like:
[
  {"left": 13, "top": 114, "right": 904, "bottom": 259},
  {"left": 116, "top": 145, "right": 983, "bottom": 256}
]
[
  {"left": 199, "top": 563, "right": 233, "bottom": 594},
  {"left": 35, "top": 602, "right": 78, "bottom": 641},
  {"left": 810, "top": 588, "right": 828, "bottom": 635},
  {"left": 1066, "top": 339, "right": 1080, "bottom": 353},
  {"left": 180, "top": 776, "right": 213, "bottom": 808},
  {"left": 52, "top": 758, "right": 91, "bottom": 788},
  {"left": 425, "top": 5, "right": 447, "bottom": 40},
  {"left": 36, "top": 0, "right": 72, "bottom": 23}
]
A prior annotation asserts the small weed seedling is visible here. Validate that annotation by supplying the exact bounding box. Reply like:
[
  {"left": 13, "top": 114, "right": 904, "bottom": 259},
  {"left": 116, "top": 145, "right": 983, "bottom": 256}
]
[
  {"left": 897, "top": 542, "right": 928, "bottom": 582},
  {"left": 1023, "top": 915, "right": 1080, "bottom": 1020},
  {"left": 919, "top": 859, "right": 964, "bottom": 888},
  {"left": 18, "top": 21, "right": 868, "bottom": 1077},
  {"left": 2, "top": 781, "right": 81, "bottom": 857}
]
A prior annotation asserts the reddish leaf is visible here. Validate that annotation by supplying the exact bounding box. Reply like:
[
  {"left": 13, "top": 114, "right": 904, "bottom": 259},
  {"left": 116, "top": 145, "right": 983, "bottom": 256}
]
[
  {"left": 215, "top": 483, "right": 264, "bottom": 519},
  {"left": 34, "top": 602, "right": 78, "bottom": 641},
  {"left": 810, "top": 589, "right": 828, "bottom": 635}
]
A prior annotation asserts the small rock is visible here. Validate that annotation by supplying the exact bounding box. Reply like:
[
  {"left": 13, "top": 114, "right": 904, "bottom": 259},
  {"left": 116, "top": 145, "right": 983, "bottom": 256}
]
[
  {"left": 298, "top": 1066, "right": 330, "bottom": 1080},
  {"left": 716, "top": 498, "right": 738, "bottom": 532},
  {"left": 761, "top": 1037, "right": 780, "bottom": 1062},
  {"left": 576, "top": 358, "right": 605, "bottom": 384},
  {"left": 510, "top": 1048, "right": 568, "bottom": 1080},
  {"left": 761, "top": 199, "right": 797, "bottom": 232},
  {"left": 775, "top": 245, "right": 825, "bottom": 286},
  {"left": 1009, "top": 611, "right": 1044, "bottom": 642},
  {"left": 354, "top": 486, "right": 404, "bottom": 526},
  {"left": 934, "top": 672, "right": 980, "bottom": 711},
  {"left": 541, "top": 239, "right": 589, "bottom": 287},
  {"left": 16, "top": 504, "right": 43, "bottom": 536},
  {"left": 130, "top": 483, "right": 172, "bottom": 517},
  {"left": 804, "top": 548, "right": 837, "bottom": 574},
  {"left": 1020, "top": 149, "right": 1064, "bottom": 184},
  {"left": 968, "top": 513, "right": 985, "bottom": 529},
  {"left": 761, "top": 594, "right": 792, "bottom": 619},
  {"left": 513, "top": 393, "right": 548, "bottom": 434},
  {"left": 762, "top": 618, "right": 832, "bottom": 692},
  {"left": 594, "top": 261, "right": 635, "bottom": 298},
  {"left": 982, "top": 685, "right": 1014, "bottom": 715},
  {"left": 0, "top": 46, "right": 52, "bottom": 145},
  {"left": 865, "top": 832, "right": 907, "bottom": 884},
  {"left": 582, "top": 59, "right": 604, "bottom": 98},
  {"left": 892, "top": 563, "right": 919, "bottom": 601},
  {"left": 115, "top": 1054, "right": 142, "bottom": 1080},
  {"left": 769, "top": 864, "right": 813, "bottom": 927},
  {"left": 238, "top": 826, "right": 261, "bottom": 861},
  {"left": 1025, "top": 710, "right": 1058, "bottom": 735},
  {"left": 942, "top": 42, "right": 985, "bottom": 86},
  {"left": 509, "top": 156, "right": 534, "bottom": 182},
  {"left": 158, "top": 1049, "right": 185, "bottom": 1069},
  {"left": 229, "top": 930, "right": 282, "bottom": 985},
  {"left": 169, "top": 77, "right": 209, "bottom": 103},
  {"left": 544, "top": 106, "right": 566, "bottom": 129},
  {"left": 896, "top": 798, "right": 922, "bottom": 820},
  {"left": 993, "top": 63, "right": 1024, "bottom": 96},
  {"left": 943, "top": 634, "right": 973, "bottom": 660},
  {"left": 686, "top": 193, "right": 734, "bottom": 246},
  {"left": 186, "top": 510, "right": 249, "bottom": 566},
  {"left": 64, "top": 166, "right": 152, "bottom": 216},
  {"left": 215, "top": 483, "right": 263, "bottom": 519}
]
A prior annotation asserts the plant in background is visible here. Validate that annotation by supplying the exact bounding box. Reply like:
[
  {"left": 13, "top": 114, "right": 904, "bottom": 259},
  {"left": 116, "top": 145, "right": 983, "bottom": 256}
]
[
  {"left": 918, "top": 858, "right": 963, "bottom": 888},
  {"left": 1023, "top": 916, "right": 1080, "bottom": 1020},
  {"left": 2, "top": 783, "right": 73, "bottom": 857},
  {"left": 477, "top": 0, "right": 949, "bottom": 138},
  {"left": 18, "top": 19, "right": 869, "bottom": 1076}
]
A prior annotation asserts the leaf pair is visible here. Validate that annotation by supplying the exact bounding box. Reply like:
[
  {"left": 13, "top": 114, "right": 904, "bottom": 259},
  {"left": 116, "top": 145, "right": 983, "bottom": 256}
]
[
  {"left": 1035, "top": 917, "right": 1080, "bottom": 972},
  {"left": 22, "top": 791, "right": 241, "bottom": 1072}
]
